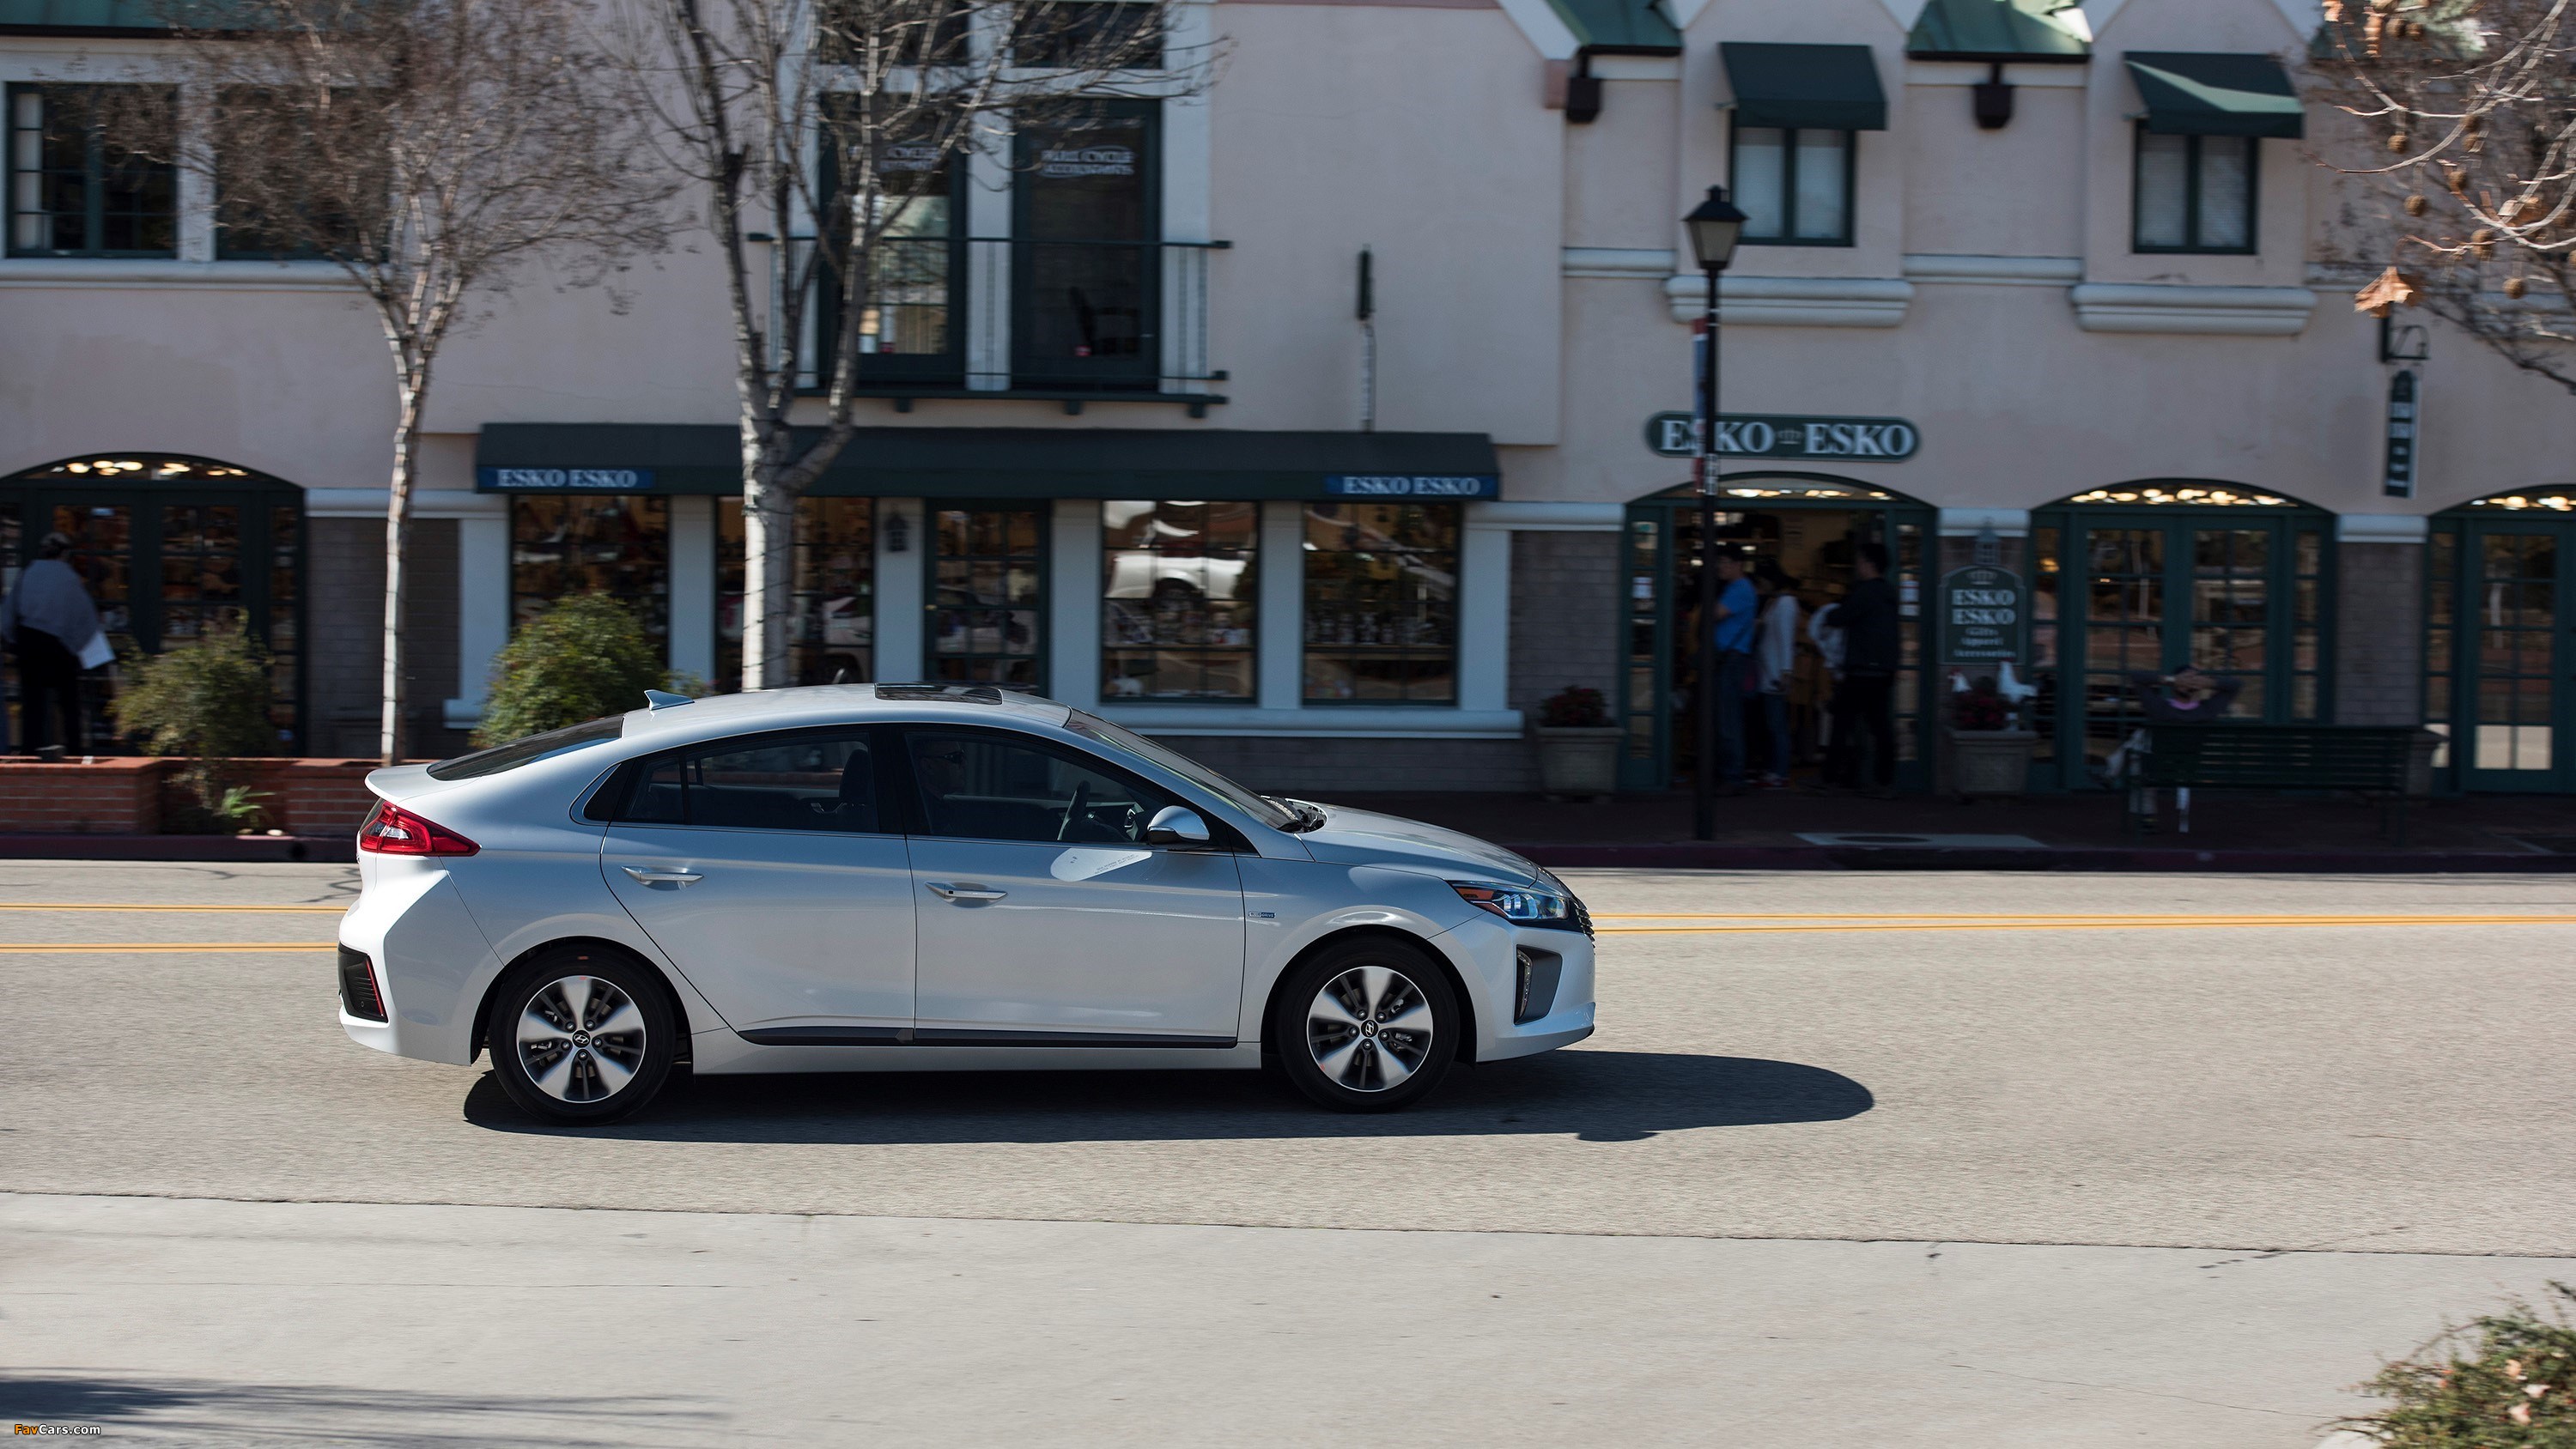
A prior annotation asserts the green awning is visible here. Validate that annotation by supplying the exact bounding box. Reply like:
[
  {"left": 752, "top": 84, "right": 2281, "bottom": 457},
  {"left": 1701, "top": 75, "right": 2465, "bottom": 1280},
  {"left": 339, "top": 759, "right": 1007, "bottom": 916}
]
[
  {"left": 1718, "top": 43, "right": 1888, "bottom": 132},
  {"left": 2123, "top": 52, "right": 2305, "bottom": 139},
  {"left": 474, "top": 425, "right": 1502, "bottom": 500},
  {"left": 1907, "top": 0, "right": 2090, "bottom": 62},
  {"left": 0, "top": 0, "right": 166, "bottom": 30},
  {"left": 1544, "top": 0, "right": 1679, "bottom": 54}
]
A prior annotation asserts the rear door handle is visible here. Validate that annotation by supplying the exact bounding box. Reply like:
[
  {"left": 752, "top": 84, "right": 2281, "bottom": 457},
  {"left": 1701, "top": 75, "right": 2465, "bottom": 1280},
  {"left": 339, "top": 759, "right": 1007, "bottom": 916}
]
[
  {"left": 926, "top": 882, "right": 1006, "bottom": 901},
  {"left": 623, "top": 866, "right": 704, "bottom": 886}
]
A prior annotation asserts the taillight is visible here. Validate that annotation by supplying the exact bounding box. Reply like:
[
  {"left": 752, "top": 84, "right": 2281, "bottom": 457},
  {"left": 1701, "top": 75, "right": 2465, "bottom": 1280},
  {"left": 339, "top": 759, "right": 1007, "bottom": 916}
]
[{"left": 358, "top": 799, "right": 479, "bottom": 856}]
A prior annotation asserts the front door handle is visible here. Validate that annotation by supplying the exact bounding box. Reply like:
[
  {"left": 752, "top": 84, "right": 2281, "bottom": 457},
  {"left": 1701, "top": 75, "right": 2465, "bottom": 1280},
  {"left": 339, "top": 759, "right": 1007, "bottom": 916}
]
[
  {"left": 926, "top": 882, "right": 1006, "bottom": 902},
  {"left": 623, "top": 866, "right": 704, "bottom": 886}
]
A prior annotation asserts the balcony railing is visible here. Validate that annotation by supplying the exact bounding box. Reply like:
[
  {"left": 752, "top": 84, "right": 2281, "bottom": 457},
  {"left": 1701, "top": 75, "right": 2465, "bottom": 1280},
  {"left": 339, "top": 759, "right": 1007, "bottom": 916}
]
[{"left": 822, "top": 236, "right": 1228, "bottom": 414}]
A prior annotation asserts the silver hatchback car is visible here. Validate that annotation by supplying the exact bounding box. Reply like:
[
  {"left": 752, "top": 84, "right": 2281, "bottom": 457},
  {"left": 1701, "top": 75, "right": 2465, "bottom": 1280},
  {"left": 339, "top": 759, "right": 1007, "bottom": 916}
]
[{"left": 337, "top": 684, "right": 1596, "bottom": 1122}]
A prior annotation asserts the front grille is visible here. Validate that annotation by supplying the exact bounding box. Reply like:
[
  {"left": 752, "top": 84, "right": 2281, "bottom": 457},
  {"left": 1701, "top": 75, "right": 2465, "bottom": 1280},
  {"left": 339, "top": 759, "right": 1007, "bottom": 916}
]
[{"left": 337, "top": 945, "right": 387, "bottom": 1022}]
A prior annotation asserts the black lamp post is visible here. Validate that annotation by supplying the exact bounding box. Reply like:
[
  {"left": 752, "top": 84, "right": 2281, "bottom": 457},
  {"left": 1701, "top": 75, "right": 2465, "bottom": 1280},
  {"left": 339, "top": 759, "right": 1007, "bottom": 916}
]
[{"left": 1683, "top": 184, "right": 1746, "bottom": 841}]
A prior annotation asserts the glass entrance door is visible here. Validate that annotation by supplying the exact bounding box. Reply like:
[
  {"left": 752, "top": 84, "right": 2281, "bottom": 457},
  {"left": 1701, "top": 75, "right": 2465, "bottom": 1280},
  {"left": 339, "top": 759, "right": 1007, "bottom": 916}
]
[
  {"left": 2035, "top": 506, "right": 2327, "bottom": 786},
  {"left": 2429, "top": 518, "right": 2567, "bottom": 791}
]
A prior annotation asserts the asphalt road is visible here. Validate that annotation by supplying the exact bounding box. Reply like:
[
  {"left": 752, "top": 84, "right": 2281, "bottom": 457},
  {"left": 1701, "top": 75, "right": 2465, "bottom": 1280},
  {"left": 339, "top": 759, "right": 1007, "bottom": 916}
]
[{"left": 3, "top": 860, "right": 2573, "bottom": 1446}]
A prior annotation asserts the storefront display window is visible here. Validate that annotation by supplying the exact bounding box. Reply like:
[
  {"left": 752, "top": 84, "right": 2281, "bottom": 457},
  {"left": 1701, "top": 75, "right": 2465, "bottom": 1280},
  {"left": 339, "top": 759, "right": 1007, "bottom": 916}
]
[
  {"left": 1102, "top": 500, "right": 1255, "bottom": 701},
  {"left": 714, "top": 498, "right": 876, "bottom": 692},
  {"left": 1302, "top": 502, "right": 1457, "bottom": 704},
  {"left": 510, "top": 495, "right": 668, "bottom": 646},
  {"left": 931, "top": 503, "right": 1045, "bottom": 686}
]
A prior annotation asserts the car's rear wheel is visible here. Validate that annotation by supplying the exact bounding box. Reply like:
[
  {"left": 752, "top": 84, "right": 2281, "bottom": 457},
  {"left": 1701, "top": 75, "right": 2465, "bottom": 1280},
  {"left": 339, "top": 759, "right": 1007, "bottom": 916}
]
[
  {"left": 488, "top": 948, "right": 676, "bottom": 1125},
  {"left": 1271, "top": 937, "right": 1459, "bottom": 1112}
]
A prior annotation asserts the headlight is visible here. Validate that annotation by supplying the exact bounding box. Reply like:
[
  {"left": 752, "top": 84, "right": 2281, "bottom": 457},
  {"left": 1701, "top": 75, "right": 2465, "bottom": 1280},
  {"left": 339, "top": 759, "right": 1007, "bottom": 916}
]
[{"left": 1450, "top": 880, "right": 1573, "bottom": 926}]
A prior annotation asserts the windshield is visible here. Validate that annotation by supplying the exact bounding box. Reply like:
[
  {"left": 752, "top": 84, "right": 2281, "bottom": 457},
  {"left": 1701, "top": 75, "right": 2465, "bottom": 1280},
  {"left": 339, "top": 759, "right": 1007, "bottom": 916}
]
[
  {"left": 426, "top": 716, "right": 626, "bottom": 781},
  {"left": 1066, "top": 712, "right": 1297, "bottom": 830}
]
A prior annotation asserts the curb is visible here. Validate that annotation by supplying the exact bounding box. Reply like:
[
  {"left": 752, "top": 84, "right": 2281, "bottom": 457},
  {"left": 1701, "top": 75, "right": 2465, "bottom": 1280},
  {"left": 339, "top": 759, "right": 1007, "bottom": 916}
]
[
  {"left": 1513, "top": 842, "right": 2576, "bottom": 873},
  {"left": 0, "top": 834, "right": 355, "bottom": 864}
]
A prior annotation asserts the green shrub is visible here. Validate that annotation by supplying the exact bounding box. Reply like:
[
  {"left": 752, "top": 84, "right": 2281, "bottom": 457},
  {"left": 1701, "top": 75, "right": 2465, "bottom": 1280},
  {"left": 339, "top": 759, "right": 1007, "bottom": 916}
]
[
  {"left": 2338, "top": 1282, "right": 2576, "bottom": 1447},
  {"left": 109, "top": 626, "right": 277, "bottom": 822},
  {"left": 476, "top": 593, "right": 696, "bottom": 748}
]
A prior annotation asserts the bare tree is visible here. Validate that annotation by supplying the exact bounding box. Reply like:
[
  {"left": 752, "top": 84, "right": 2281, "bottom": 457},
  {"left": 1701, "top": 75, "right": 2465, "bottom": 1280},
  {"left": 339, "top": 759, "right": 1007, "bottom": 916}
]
[
  {"left": 118, "top": 0, "right": 675, "bottom": 761},
  {"left": 605, "top": 0, "right": 1212, "bottom": 691},
  {"left": 2312, "top": 0, "right": 2576, "bottom": 393}
]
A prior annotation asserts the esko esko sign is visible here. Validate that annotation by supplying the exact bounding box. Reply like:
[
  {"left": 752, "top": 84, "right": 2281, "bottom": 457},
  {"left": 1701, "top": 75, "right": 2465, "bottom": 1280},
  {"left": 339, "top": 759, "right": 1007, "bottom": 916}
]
[
  {"left": 1323, "top": 474, "right": 1499, "bottom": 500},
  {"left": 1941, "top": 564, "right": 2025, "bottom": 664},
  {"left": 1645, "top": 413, "right": 1919, "bottom": 462},
  {"left": 478, "top": 467, "right": 654, "bottom": 493}
]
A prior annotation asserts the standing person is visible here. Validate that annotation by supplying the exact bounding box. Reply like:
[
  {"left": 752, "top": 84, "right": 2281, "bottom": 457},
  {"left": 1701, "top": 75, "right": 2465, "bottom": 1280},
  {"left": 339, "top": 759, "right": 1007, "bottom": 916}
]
[
  {"left": 1828, "top": 542, "right": 1903, "bottom": 796},
  {"left": 1753, "top": 561, "right": 1801, "bottom": 787},
  {"left": 1, "top": 532, "right": 106, "bottom": 757},
  {"left": 1708, "top": 549, "right": 1758, "bottom": 795}
]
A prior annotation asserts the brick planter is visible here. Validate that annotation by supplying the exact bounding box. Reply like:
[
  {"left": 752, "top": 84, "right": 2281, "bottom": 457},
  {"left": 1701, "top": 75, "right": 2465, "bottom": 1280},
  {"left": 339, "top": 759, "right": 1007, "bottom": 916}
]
[{"left": 0, "top": 756, "right": 406, "bottom": 837}]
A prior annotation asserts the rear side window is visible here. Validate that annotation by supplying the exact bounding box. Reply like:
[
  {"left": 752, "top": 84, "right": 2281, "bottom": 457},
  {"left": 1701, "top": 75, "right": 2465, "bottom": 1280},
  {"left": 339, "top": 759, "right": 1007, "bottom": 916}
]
[
  {"left": 427, "top": 717, "right": 624, "bottom": 781},
  {"left": 608, "top": 731, "right": 882, "bottom": 834}
]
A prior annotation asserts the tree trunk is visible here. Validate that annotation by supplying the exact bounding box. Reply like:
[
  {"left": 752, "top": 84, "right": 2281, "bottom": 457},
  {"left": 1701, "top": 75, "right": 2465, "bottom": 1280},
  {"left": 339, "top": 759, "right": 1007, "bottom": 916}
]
[
  {"left": 380, "top": 388, "right": 422, "bottom": 766},
  {"left": 739, "top": 420, "right": 793, "bottom": 690}
]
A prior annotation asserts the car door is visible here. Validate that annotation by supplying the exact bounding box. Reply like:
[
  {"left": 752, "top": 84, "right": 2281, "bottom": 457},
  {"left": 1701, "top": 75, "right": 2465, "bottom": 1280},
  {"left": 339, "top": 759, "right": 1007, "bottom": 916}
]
[
  {"left": 898, "top": 725, "right": 1246, "bottom": 1042},
  {"left": 600, "top": 726, "right": 915, "bottom": 1036}
]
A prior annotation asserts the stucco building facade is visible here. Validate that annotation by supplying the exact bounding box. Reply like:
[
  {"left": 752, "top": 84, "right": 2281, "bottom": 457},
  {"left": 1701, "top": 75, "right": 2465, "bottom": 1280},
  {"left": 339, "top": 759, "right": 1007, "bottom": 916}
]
[{"left": 2, "top": 0, "right": 2567, "bottom": 793}]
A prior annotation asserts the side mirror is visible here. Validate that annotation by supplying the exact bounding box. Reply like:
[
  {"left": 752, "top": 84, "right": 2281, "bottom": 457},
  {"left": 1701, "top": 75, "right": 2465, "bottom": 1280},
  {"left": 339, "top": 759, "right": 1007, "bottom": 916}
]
[{"left": 1143, "top": 805, "right": 1212, "bottom": 846}]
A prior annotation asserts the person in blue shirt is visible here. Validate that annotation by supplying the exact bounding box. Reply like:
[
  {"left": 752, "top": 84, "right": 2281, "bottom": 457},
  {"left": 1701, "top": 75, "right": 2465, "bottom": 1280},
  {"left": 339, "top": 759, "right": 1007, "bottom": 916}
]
[{"left": 1709, "top": 549, "right": 1758, "bottom": 792}]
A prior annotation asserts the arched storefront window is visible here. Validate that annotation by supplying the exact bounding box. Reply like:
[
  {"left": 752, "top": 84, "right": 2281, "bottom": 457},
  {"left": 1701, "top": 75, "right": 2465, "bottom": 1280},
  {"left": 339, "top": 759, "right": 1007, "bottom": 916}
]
[
  {"left": 1619, "top": 475, "right": 1935, "bottom": 791},
  {"left": 2427, "top": 488, "right": 2576, "bottom": 791},
  {"left": 2030, "top": 482, "right": 2330, "bottom": 790},
  {"left": 0, "top": 455, "right": 306, "bottom": 754}
]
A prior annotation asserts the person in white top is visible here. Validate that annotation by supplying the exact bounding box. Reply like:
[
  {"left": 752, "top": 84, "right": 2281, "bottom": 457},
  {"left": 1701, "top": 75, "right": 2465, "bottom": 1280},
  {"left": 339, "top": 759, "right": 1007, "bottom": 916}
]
[
  {"left": 0, "top": 532, "right": 106, "bottom": 755},
  {"left": 1753, "top": 561, "right": 1801, "bottom": 787}
]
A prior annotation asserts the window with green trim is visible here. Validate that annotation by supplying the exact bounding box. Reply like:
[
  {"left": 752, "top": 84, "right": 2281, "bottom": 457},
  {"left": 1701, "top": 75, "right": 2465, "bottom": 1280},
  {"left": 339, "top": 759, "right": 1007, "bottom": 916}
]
[
  {"left": 1103, "top": 500, "right": 1256, "bottom": 701},
  {"left": 1302, "top": 501, "right": 1457, "bottom": 704},
  {"left": 7, "top": 84, "right": 177, "bottom": 258},
  {"left": 1731, "top": 123, "right": 1853, "bottom": 246},
  {"left": 2134, "top": 128, "right": 2256, "bottom": 254}
]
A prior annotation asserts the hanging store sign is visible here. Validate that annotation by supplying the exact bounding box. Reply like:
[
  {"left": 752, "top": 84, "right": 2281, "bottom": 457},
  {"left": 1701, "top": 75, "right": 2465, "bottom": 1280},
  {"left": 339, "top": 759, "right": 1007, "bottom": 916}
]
[
  {"left": 1940, "top": 564, "right": 2025, "bottom": 663},
  {"left": 1322, "top": 474, "right": 1499, "bottom": 500},
  {"left": 477, "top": 467, "right": 655, "bottom": 493},
  {"left": 1645, "top": 412, "right": 1919, "bottom": 462},
  {"left": 2383, "top": 369, "right": 2419, "bottom": 499}
]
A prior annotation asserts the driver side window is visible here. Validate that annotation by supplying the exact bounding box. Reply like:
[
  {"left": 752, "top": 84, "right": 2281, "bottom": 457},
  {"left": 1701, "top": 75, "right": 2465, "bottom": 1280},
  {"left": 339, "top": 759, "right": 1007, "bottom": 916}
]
[{"left": 902, "top": 730, "right": 1175, "bottom": 844}]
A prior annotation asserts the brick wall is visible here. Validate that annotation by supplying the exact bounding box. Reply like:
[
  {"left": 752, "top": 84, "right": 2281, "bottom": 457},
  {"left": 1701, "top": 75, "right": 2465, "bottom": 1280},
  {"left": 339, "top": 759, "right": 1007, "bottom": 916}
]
[
  {"left": 1508, "top": 530, "right": 1620, "bottom": 716},
  {"left": 2336, "top": 541, "right": 2424, "bottom": 726},
  {"left": 308, "top": 516, "right": 469, "bottom": 759},
  {"left": 0, "top": 758, "right": 165, "bottom": 833}
]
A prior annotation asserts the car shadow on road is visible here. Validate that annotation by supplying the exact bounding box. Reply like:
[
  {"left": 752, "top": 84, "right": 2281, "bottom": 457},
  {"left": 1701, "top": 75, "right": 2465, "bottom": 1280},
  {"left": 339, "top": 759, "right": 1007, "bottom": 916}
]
[
  {"left": 0, "top": 1369, "right": 721, "bottom": 1447},
  {"left": 462, "top": 1049, "right": 1873, "bottom": 1145}
]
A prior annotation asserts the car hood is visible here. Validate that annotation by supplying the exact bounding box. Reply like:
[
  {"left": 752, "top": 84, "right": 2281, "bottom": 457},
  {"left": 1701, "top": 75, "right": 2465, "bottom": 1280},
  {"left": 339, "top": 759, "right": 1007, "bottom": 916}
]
[{"left": 1292, "top": 803, "right": 1544, "bottom": 887}]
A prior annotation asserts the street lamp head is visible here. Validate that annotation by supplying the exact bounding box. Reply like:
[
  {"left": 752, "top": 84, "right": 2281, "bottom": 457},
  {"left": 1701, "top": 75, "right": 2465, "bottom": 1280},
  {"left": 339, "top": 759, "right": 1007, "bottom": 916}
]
[{"left": 1684, "top": 185, "right": 1747, "bottom": 272}]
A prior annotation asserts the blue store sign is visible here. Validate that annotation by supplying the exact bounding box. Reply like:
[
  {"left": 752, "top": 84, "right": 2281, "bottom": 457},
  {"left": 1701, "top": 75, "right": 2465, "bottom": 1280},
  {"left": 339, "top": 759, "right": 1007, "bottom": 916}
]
[
  {"left": 1323, "top": 474, "right": 1499, "bottom": 500},
  {"left": 477, "top": 467, "right": 656, "bottom": 492}
]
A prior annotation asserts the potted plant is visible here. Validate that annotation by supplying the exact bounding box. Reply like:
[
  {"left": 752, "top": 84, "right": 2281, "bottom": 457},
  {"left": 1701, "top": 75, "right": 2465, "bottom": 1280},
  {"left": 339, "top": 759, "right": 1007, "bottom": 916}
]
[
  {"left": 110, "top": 625, "right": 278, "bottom": 834},
  {"left": 1530, "top": 685, "right": 1623, "bottom": 801},
  {"left": 1946, "top": 673, "right": 2038, "bottom": 800}
]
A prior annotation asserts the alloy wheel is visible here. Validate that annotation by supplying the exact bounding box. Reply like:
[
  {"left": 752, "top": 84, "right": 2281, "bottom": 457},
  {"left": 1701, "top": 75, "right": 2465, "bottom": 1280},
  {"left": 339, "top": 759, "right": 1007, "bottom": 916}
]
[
  {"left": 1304, "top": 965, "right": 1437, "bottom": 1093},
  {"left": 514, "top": 974, "right": 647, "bottom": 1104}
]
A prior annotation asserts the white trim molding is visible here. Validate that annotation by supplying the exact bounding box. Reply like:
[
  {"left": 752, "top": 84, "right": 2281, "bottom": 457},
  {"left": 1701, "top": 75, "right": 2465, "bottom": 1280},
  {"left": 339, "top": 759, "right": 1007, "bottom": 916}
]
[
  {"left": 0, "top": 259, "right": 354, "bottom": 291},
  {"left": 1473, "top": 501, "right": 1624, "bottom": 531},
  {"left": 1492, "top": 0, "right": 1579, "bottom": 59},
  {"left": 2336, "top": 513, "right": 2431, "bottom": 544},
  {"left": 1563, "top": 247, "right": 1675, "bottom": 279},
  {"left": 304, "top": 488, "right": 503, "bottom": 519},
  {"left": 1938, "top": 507, "right": 2032, "bottom": 537},
  {"left": 1902, "top": 254, "right": 2083, "bottom": 287},
  {"left": 1100, "top": 706, "right": 1527, "bottom": 739},
  {"left": 1664, "top": 274, "right": 1914, "bottom": 328},
  {"left": 2069, "top": 284, "right": 2318, "bottom": 336}
]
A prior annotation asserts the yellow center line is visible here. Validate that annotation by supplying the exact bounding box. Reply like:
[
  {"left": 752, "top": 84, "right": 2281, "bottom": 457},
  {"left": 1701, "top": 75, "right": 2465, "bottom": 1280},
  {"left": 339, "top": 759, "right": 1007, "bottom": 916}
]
[
  {"left": 1600, "top": 915, "right": 2576, "bottom": 935},
  {"left": 0, "top": 943, "right": 337, "bottom": 953},
  {"left": 0, "top": 903, "right": 348, "bottom": 913}
]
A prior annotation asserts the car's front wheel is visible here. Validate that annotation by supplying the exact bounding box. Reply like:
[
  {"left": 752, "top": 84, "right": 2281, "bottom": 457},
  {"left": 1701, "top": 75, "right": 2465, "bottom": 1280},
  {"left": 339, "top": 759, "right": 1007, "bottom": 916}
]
[
  {"left": 487, "top": 948, "right": 677, "bottom": 1125},
  {"left": 1271, "top": 937, "right": 1460, "bottom": 1112}
]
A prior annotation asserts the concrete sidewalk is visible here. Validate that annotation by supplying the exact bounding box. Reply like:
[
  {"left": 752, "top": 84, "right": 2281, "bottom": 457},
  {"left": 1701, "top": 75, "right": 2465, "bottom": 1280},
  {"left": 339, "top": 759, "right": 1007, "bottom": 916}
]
[{"left": 1332, "top": 789, "right": 2576, "bottom": 872}]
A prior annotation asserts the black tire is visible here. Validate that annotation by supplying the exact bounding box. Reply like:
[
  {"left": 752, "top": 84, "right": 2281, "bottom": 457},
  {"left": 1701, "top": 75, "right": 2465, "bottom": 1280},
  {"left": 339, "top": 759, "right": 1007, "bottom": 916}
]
[
  {"left": 487, "top": 946, "right": 677, "bottom": 1125},
  {"left": 1269, "top": 937, "right": 1460, "bottom": 1113}
]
